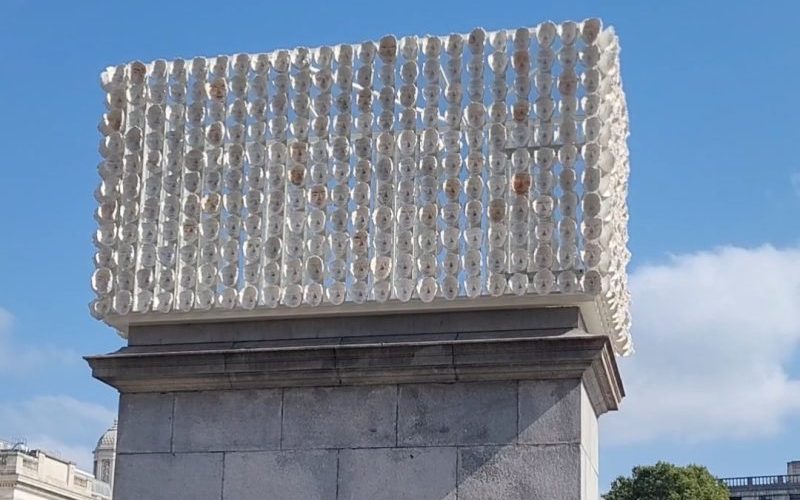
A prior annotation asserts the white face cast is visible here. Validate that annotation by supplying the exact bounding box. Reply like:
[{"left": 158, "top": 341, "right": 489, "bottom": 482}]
[
  {"left": 536, "top": 21, "right": 557, "bottom": 47},
  {"left": 467, "top": 27, "right": 486, "bottom": 54},
  {"left": 559, "top": 21, "right": 578, "bottom": 45},
  {"left": 581, "top": 18, "right": 602, "bottom": 44}
]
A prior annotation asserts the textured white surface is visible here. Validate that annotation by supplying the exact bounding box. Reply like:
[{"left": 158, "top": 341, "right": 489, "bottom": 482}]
[{"left": 90, "top": 19, "right": 631, "bottom": 354}]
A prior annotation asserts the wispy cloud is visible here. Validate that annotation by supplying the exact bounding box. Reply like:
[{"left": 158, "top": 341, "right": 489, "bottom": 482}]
[
  {"left": 0, "top": 307, "right": 79, "bottom": 374},
  {"left": 603, "top": 245, "right": 800, "bottom": 445},
  {"left": 0, "top": 395, "right": 116, "bottom": 470},
  {"left": 0, "top": 307, "right": 114, "bottom": 471},
  {"left": 0, "top": 307, "right": 12, "bottom": 333}
]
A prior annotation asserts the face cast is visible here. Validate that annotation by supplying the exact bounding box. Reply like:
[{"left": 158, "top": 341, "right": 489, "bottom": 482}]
[
  {"left": 444, "top": 82, "right": 462, "bottom": 104},
  {"left": 512, "top": 173, "right": 531, "bottom": 195},
  {"left": 292, "top": 71, "right": 311, "bottom": 95},
  {"left": 424, "top": 36, "right": 442, "bottom": 58},
  {"left": 207, "top": 78, "right": 227, "bottom": 102},
  {"left": 232, "top": 53, "right": 249, "bottom": 75},
  {"left": 372, "top": 206, "right": 393, "bottom": 231},
  {"left": 224, "top": 144, "right": 243, "bottom": 170},
  {"left": 359, "top": 41, "right": 377, "bottom": 63},
  {"left": 489, "top": 30, "right": 507, "bottom": 51},
  {"left": 512, "top": 100, "right": 530, "bottom": 123},
  {"left": 559, "top": 45, "right": 578, "bottom": 68},
  {"left": 489, "top": 198, "right": 506, "bottom": 223},
  {"left": 252, "top": 53, "right": 270, "bottom": 74},
  {"left": 351, "top": 231, "right": 368, "bottom": 255},
  {"left": 399, "top": 35, "right": 418, "bottom": 60},
  {"left": 335, "top": 45, "right": 353, "bottom": 67},
  {"left": 400, "top": 61, "right": 418, "bottom": 83},
  {"left": 273, "top": 50, "right": 291, "bottom": 72},
  {"left": 582, "top": 69, "right": 600, "bottom": 93},
  {"left": 206, "top": 122, "right": 225, "bottom": 147},
  {"left": 443, "top": 177, "right": 461, "bottom": 201},
  {"left": 489, "top": 52, "right": 508, "bottom": 74},
  {"left": 537, "top": 22, "right": 557, "bottom": 47},
  {"left": 467, "top": 27, "right": 486, "bottom": 54},
  {"left": 396, "top": 231, "right": 413, "bottom": 255},
  {"left": 512, "top": 50, "right": 531, "bottom": 74},
  {"left": 129, "top": 61, "right": 147, "bottom": 85},
  {"left": 397, "top": 205, "right": 414, "bottom": 230},
  {"left": 446, "top": 33, "right": 464, "bottom": 55},
  {"left": 583, "top": 116, "right": 601, "bottom": 141},
  {"left": 513, "top": 28, "right": 530, "bottom": 50},
  {"left": 315, "top": 46, "right": 334, "bottom": 67},
  {"left": 582, "top": 18, "right": 602, "bottom": 44},
  {"left": 293, "top": 47, "right": 311, "bottom": 69},
  {"left": 167, "top": 58, "right": 185, "bottom": 80}
]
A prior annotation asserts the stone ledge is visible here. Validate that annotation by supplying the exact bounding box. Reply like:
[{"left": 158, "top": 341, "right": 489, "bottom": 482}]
[
  {"left": 86, "top": 334, "right": 623, "bottom": 416},
  {"left": 126, "top": 306, "right": 584, "bottom": 346}
]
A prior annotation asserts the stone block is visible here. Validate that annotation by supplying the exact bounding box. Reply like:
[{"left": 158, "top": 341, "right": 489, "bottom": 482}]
[
  {"left": 458, "top": 444, "right": 581, "bottom": 500},
  {"left": 225, "top": 347, "right": 339, "bottom": 389},
  {"left": 127, "top": 307, "right": 581, "bottom": 346},
  {"left": 336, "top": 344, "right": 455, "bottom": 385},
  {"left": 581, "top": 449, "right": 599, "bottom": 500},
  {"left": 222, "top": 450, "right": 337, "bottom": 500},
  {"left": 172, "top": 389, "right": 281, "bottom": 452},
  {"left": 282, "top": 385, "right": 396, "bottom": 449},
  {"left": 338, "top": 447, "right": 457, "bottom": 500},
  {"left": 113, "top": 453, "right": 222, "bottom": 500},
  {"left": 581, "top": 384, "right": 599, "bottom": 471},
  {"left": 518, "top": 378, "right": 581, "bottom": 444},
  {"left": 117, "top": 393, "right": 173, "bottom": 453},
  {"left": 398, "top": 381, "right": 517, "bottom": 446}
]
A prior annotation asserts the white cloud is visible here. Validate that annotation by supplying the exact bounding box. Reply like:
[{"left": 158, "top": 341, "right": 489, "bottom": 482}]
[
  {"left": 0, "top": 307, "right": 79, "bottom": 374},
  {"left": 0, "top": 395, "right": 116, "bottom": 470},
  {"left": 0, "top": 307, "right": 12, "bottom": 333},
  {"left": 0, "top": 308, "right": 114, "bottom": 471},
  {"left": 603, "top": 245, "right": 800, "bottom": 445}
]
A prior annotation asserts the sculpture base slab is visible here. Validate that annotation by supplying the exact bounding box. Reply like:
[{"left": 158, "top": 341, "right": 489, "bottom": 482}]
[{"left": 86, "top": 307, "right": 623, "bottom": 500}]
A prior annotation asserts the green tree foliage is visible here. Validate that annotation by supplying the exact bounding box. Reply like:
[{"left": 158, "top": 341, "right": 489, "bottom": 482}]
[{"left": 604, "top": 462, "right": 730, "bottom": 500}]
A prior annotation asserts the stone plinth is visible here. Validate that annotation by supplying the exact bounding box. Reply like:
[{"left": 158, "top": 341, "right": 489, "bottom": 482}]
[{"left": 86, "top": 307, "right": 623, "bottom": 500}]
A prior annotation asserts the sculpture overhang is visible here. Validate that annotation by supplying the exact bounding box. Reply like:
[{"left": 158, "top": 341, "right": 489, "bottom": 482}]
[{"left": 90, "top": 19, "right": 633, "bottom": 355}]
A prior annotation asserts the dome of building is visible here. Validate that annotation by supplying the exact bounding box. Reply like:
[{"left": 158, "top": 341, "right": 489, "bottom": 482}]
[{"left": 95, "top": 420, "right": 117, "bottom": 451}]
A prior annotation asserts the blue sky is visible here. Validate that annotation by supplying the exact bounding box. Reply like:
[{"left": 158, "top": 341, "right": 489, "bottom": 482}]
[{"left": 1, "top": 0, "right": 799, "bottom": 491}]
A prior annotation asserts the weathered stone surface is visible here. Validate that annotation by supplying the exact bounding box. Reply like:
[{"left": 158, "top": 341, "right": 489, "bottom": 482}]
[
  {"left": 127, "top": 307, "right": 581, "bottom": 346},
  {"left": 116, "top": 393, "right": 173, "bottom": 453},
  {"left": 581, "top": 449, "right": 600, "bottom": 500},
  {"left": 338, "top": 447, "right": 457, "bottom": 500},
  {"left": 282, "top": 385, "right": 396, "bottom": 449},
  {"left": 225, "top": 347, "right": 339, "bottom": 389},
  {"left": 172, "top": 389, "right": 281, "bottom": 452},
  {"left": 518, "top": 378, "right": 581, "bottom": 444},
  {"left": 581, "top": 384, "right": 600, "bottom": 471},
  {"left": 398, "top": 381, "right": 517, "bottom": 446},
  {"left": 458, "top": 444, "right": 581, "bottom": 500},
  {"left": 113, "top": 453, "right": 222, "bottom": 500},
  {"left": 336, "top": 343, "right": 455, "bottom": 385},
  {"left": 222, "top": 450, "right": 337, "bottom": 500},
  {"left": 87, "top": 332, "right": 623, "bottom": 415},
  {"left": 90, "top": 308, "right": 619, "bottom": 500}
]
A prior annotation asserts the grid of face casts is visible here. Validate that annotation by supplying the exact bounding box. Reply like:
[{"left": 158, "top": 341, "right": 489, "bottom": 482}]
[{"left": 91, "top": 20, "right": 632, "bottom": 354}]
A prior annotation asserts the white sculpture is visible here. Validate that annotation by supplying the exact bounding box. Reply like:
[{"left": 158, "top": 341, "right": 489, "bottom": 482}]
[{"left": 91, "top": 19, "right": 632, "bottom": 355}]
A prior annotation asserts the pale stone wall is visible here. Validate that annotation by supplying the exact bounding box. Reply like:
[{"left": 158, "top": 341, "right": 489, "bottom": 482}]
[{"left": 0, "top": 448, "right": 107, "bottom": 500}]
